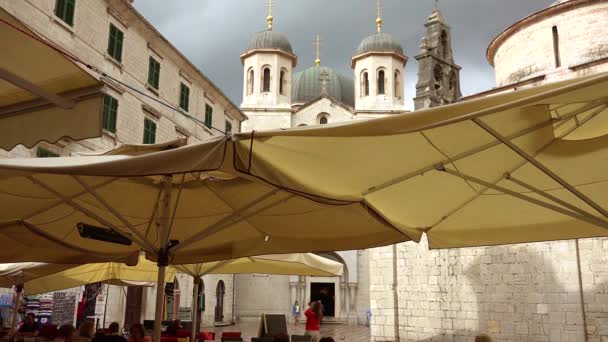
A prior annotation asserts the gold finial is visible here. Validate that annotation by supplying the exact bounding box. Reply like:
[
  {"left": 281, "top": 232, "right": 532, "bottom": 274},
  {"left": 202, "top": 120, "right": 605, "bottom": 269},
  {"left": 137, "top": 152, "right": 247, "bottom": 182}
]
[
  {"left": 314, "top": 34, "right": 322, "bottom": 67},
  {"left": 266, "top": 0, "right": 274, "bottom": 30},
  {"left": 376, "top": 0, "right": 383, "bottom": 33},
  {"left": 434, "top": 0, "right": 439, "bottom": 10}
]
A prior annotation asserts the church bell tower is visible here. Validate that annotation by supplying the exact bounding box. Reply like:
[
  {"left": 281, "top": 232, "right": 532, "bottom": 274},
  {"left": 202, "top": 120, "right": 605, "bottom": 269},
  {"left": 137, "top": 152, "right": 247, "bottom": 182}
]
[{"left": 414, "top": 6, "right": 462, "bottom": 110}]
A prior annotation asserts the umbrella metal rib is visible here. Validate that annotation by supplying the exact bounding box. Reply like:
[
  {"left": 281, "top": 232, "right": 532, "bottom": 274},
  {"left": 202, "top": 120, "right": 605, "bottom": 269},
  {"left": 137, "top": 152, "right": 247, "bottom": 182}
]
[
  {"left": 472, "top": 118, "right": 608, "bottom": 218},
  {"left": 440, "top": 168, "right": 608, "bottom": 231}
]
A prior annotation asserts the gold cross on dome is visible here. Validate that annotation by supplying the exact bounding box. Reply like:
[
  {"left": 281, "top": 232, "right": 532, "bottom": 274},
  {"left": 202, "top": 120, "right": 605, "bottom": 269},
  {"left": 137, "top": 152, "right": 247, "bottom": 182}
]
[
  {"left": 314, "top": 34, "right": 323, "bottom": 67},
  {"left": 266, "top": 0, "right": 275, "bottom": 29},
  {"left": 376, "top": 0, "right": 383, "bottom": 33}
]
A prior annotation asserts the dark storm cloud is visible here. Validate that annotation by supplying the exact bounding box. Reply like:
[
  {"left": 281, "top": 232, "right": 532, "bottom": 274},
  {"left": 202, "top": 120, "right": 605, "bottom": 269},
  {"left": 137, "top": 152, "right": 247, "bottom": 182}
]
[{"left": 134, "top": 0, "right": 554, "bottom": 110}]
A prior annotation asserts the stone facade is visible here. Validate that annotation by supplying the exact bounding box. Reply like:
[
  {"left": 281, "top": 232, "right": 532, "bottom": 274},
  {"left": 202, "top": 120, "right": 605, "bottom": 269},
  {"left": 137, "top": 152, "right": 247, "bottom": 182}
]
[{"left": 371, "top": 1, "right": 608, "bottom": 341}]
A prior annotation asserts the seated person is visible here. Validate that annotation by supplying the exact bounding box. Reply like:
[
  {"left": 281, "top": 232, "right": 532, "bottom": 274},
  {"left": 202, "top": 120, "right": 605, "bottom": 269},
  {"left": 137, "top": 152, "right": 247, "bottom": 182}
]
[
  {"left": 75, "top": 320, "right": 95, "bottom": 342},
  {"left": 53, "top": 324, "right": 76, "bottom": 342},
  {"left": 16, "top": 313, "right": 39, "bottom": 337},
  {"left": 93, "top": 322, "right": 126, "bottom": 342},
  {"left": 164, "top": 320, "right": 182, "bottom": 337}
]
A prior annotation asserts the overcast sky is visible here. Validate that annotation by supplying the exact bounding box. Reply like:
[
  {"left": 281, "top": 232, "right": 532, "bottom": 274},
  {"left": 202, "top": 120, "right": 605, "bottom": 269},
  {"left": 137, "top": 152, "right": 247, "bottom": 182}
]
[{"left": 133, "top": 0, "right": 554, "bottom": 110}]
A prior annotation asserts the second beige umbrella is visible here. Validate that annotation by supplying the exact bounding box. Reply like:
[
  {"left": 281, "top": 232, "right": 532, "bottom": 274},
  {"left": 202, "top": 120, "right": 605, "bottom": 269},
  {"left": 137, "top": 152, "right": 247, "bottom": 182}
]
[{"left": 173, "top": 253, "right": 344, "bottom": 340}]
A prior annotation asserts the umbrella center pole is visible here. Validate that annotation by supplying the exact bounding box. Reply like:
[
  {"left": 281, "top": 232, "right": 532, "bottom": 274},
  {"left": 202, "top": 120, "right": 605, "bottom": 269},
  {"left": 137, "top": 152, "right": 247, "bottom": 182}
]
[
  {"left": 153, "top": 250, "right": 169, "bottom": 342},
  {"left": 9, "top": 285, "right": 23, "bottom": 336}
]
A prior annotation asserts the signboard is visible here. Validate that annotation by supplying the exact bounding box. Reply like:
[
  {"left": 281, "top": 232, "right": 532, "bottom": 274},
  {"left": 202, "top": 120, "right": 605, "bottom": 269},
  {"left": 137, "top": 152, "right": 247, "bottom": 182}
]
[
  {"left": 257, "top": 314, "right": 287, "bottom": 337},
  {"left": 52, "top": 292, "right": 77, "bottom": 325},
  {"left": 178, "top": 307, "right": 192, "bottom": 321}
]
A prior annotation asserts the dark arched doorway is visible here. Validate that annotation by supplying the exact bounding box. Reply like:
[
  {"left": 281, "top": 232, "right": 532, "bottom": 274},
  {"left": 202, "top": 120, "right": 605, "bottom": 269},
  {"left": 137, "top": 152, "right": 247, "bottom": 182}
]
[
  {"left": 195, "top": 278, "right": 205, "bottom": 334},
  {"left": 214, "top": 280, "right": 225, "bottom": 323}
]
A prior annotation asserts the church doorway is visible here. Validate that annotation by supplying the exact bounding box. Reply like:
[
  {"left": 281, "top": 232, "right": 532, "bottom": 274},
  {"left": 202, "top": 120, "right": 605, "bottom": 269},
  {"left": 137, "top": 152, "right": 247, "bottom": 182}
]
[
  {"left": 214, "top": 280, "right": 225, "bottom": 322},
  {"left": 310, "top": 283, "right": 336, "bottom": 317}
]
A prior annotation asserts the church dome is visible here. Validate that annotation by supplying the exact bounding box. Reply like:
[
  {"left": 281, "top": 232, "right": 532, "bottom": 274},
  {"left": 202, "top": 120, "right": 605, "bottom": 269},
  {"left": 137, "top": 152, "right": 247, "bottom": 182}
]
[
  {"left": 356, "top": 32, "right": 404, "bottom": 56},
  {"left": 292, "top": 66, "right": 355, "bottom": 107},
  {"left": 246, "top": 30, "right": 293, "bottom": 54}
]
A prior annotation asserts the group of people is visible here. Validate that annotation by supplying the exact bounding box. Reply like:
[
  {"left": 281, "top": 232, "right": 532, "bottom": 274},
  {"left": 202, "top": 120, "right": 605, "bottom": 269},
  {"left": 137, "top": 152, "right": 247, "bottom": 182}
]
[{"left": 15, "top": 313, "right": 148, "bottom": 342}]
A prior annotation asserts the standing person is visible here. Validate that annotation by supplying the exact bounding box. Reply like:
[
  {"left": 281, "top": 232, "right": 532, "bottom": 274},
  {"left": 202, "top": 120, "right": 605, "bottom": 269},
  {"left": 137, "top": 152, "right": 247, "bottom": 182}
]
[
  {"left": 304, "top": 301, "right": 322, "bottom": 342},
  {"left": 292, "top": 301, "right": 301, "bottom": 326},
  {"left": 15, "top": 313, "right": 39, "bottom": 337}
]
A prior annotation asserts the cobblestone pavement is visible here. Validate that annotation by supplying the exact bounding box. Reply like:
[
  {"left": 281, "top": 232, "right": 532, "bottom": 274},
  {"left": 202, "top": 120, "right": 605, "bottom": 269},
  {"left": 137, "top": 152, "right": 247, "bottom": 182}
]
[{"left": 207, "top": 323, "right": 370, "bottom": 341}]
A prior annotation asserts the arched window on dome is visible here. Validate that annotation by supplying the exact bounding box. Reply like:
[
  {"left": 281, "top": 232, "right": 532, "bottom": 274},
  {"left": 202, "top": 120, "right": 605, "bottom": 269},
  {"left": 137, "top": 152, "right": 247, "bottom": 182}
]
[
  {"left": 317, "top": 113, "right": 330, "bottom": 125},
  {"left": 247, "top": 68, "right": 254, "bottom": 95},
  {"left": 552, "top": 26, "right": 561, "bottom": 68},
  {"left": 377, "top": 69, "right": 386, "bottom": 95},
  {"left": 394, "top": 70, "right": 401, "bottom": 99},
  {"left": 279, "top": 69, "right": 288, "bottom": 95},
  {"left": 362, "top": 71, "right": 370, "bottom": 97},
  {"left": 262, "top": 67, "right": 271, "bottom": 93}
]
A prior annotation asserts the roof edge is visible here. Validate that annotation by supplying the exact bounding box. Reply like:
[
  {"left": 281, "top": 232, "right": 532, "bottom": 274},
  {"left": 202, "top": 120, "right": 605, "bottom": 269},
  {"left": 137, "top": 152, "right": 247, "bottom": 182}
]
[
  {"left": 350, "top": 51, "right": 409, "bottom": 69},
  {"left": 240, "top": 49, "right": 298, "bottom": 67}
]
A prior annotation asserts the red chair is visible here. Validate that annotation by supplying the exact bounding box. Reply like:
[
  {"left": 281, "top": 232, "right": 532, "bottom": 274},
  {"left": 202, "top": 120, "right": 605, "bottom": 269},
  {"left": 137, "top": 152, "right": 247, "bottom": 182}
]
[
  {"left": 175, "top": 330, "right": 190, "bottom": 338},
  {"left": 198, "top": 332, "right": 215, "bottom": 341},
  {"left": 39, "top": 324, "right": 59, "bottom": 340}
]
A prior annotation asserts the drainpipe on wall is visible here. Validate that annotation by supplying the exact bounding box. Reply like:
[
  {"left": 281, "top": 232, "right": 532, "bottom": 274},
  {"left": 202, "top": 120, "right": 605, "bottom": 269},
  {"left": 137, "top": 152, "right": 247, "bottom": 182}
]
[
  {"left": 392, "top": 244, "right": 400, "bottom": 342},
  {"left": 575, "top": 239, "right": 589, "bottom": 342}
]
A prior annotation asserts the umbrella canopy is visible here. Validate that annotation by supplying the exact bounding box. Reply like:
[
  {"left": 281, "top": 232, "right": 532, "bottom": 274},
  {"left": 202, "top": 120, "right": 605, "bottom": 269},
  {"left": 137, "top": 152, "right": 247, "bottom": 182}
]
[
  {"left": 174, "top": 253, "right": 342, "bottom": 340},
  {"left": 0, "top": 8, "right": 105, "bottom": 151},
  {"left": 0, "top": 255, "right": 176, "bottom": 295},
  {"left": 233, "top": 71, "right": 608, "bottom": 248},
  {"left": 174, "top": 253, "right": 344, "bottom": 278}
]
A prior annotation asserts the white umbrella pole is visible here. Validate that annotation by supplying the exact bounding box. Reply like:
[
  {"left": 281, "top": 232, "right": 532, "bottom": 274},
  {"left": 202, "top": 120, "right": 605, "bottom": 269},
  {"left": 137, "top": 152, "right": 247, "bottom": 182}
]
[
  {"left": 153, "top": 265, "right": 166, "bottom": 342},
  {"left": 9, "top": 285, "right": 23, "bottom": 336},
  {"left": 190, "top": 277, "right": 199, "bottom": 342}
]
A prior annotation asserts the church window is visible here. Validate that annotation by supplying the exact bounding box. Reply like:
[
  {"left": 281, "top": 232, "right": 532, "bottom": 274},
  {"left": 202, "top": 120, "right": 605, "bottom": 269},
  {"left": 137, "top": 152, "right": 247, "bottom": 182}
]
[
  {"left": 377, "top": 70, "right": 385, "bottom": 95},
  {"left": 552, "top": 26, "right": 561, "bottom": 68},
  {"left": 107, "top": 24, "right": 124, "bottom": 62},
  {"left": 440, "top": 30, "right": 448, "bottom": 60},
  {"left": 362, "top": 72, "right": 369, "bottom": 97},
  {"left": 55, "top": 0, "right": 76, "bottom": 26},
  {"left": 36, "top": 148, "right": 59, "bottom": 158},
  {"left": 215, "top": 280, "right": 225, "bottom": 322},
  {"left": 394, "top": 70, "right": 401, "bottom": 99},
  {"left": 247, "top": 69, "right": 254, "bottom": 95},
  {"left": 320, "top": 117, "right": 328, "bottom": 124},
  {"left": 434, "top": 65, "right": 443, "bottom": 90},
  {"left": 262, "top": 67, "right": 271, "bottom": 93},
  {"left": 279, "top": 70, "right": 286, "bottom": 95},
  {"left": 317, "top": 113, "right": 330, "bottom": 125},
  {"left": 179, "top": 83, "right": 190, "bottom": 112}
]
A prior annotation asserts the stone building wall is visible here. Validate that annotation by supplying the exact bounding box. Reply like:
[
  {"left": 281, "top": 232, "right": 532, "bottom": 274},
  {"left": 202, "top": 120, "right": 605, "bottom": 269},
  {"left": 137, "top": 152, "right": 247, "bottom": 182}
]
[
  {"left": 370, "top": 236, "right": 608, "bottom": 342},
  {"left": 489, "top": 0, "right": 608, "bottom": 87}
]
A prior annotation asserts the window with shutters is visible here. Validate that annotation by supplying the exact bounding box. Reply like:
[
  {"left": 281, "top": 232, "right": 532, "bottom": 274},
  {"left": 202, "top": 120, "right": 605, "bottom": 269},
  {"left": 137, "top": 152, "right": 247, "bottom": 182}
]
[
  {"left": 103, "top": 95, "right": 118, "bottom": 133},
  {"left": 553, "top": 26, "right": 561, "bottom": 68},
  {"left": 143, "top": 118, "right": 157, "bottom": 144},
  {"left": 225, "top": 120, "right": 232, "bottom": 133},
  {"left": 179, "top": 83, "right": 190, "bottom": 112},
  {"left": 205, "top": 104, "right": 213, "bottom": 128},
  {"left": 54, "top": 0, "right": 76, "bottom": 26},
  {"left": 147, "top": 57, "right": 161, "bottom": 90},
  {"left": 247, "top": 68, "right": 254, "bottom": 95},
  {"left": 107, "top": 24, "right": 124, "bottom": 62}
]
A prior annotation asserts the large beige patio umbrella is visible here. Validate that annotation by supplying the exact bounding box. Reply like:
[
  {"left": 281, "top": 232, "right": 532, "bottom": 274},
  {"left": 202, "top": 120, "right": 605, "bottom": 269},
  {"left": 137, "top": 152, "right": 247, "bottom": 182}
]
[
  {"left": 0, "top": 8, "right": 105, "bottom": 151},
  {"left": 173, "top": 253, "right": 343, "bottom": 340},
  {"left": 2, "top": 72, "right": 608, "bottom": 341},
  {"left": 0, "top": 137, "right": 405, "bottom": 342},
  {"left": 231, "top": 71, "right": 608, "bottom": 248}
]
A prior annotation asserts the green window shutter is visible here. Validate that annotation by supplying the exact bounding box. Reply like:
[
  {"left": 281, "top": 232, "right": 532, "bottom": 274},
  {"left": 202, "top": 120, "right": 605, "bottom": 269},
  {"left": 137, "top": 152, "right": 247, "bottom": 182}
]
[
  {"left": 108, "top": 24, "right": 124, "bottom": 62},
  {"left": 55, "top": 0, "right": 76, "bottom": 26},
  {"left": 225, "top": 120, "right": 232, "bottom": 133},
  {"left": 148, "top": 57, "right": 160, "bottom": 89},
  {"left": 143, "top": 118, "right": 157, "bottom": 144},
  {"left": 205, "top": 104, "right": 213, "bottom": 128},
  {"left": 103, "top": 95, "right": 118, "bottom": 133},
  {"left": 179, "top": 83, "right": 190, "bottom": 112},
  {"left": 36, "top": 148, "right": 59, "bottom": 158}
]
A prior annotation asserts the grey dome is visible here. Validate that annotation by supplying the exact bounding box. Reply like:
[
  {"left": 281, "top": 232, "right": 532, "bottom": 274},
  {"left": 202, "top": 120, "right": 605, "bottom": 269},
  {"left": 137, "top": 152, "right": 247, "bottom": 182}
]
[
  {"left": 292, "top": 66, "right": 355, "bottom": 107},
  {"left": 356, "top": 32, "right": 404, "bottom": 56},
  {"left": 246, "top": 30, "right": 293, "bottom": 54}
]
